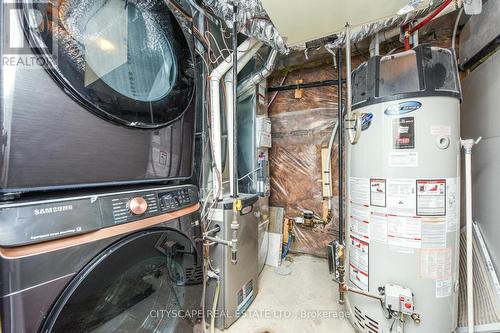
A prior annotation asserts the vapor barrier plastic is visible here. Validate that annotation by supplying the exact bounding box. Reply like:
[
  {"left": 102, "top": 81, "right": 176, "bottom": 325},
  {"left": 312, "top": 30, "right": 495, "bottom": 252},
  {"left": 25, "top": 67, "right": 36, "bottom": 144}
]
[{"left": 269, "top": 108, "right": 339, "bottom": 258}]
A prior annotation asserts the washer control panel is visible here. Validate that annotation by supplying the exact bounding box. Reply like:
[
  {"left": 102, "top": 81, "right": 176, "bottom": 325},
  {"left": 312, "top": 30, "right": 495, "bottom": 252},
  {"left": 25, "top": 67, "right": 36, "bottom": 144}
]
[
  {"left": 159, "top": 188, "right": 195, "bottom": 212},
  {"left": 0, "top": 185, "right": 199, "bottom": 247},
  {"left": 105, "top": 192, "right": 159, "bottom": 225},
  {"left": 100, "top": 186, "right": 198, "bottom": 226}
]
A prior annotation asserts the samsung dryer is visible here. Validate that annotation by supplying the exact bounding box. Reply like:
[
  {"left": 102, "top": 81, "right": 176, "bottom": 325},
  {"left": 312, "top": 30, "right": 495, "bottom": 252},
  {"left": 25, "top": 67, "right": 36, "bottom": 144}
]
[
  {"left": 0, "top": 0, "right": 197, "bottom": 195},
  {"left": 0, "top": 184, "right": 203, "bottom": 332}
]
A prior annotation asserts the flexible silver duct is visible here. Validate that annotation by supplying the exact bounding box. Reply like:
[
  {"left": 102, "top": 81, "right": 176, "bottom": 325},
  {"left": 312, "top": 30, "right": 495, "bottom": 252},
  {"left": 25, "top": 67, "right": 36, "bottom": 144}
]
[
  {"left": 202, "top": 0, "right": 455, "bottom": 54},
  {"left": 202, "top": 0, "right": 289, "bottom": 54},
  {"left": 323, "top": 0, "right": 450, "bottom": 52},
  {"left": 237, "top": 49, "right": 278, "bottom": 100}
]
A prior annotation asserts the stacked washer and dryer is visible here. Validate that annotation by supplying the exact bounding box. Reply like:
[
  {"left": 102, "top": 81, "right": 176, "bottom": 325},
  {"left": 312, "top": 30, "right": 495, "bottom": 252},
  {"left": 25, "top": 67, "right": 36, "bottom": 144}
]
[{"left": 0, "top": 0, "right": 202, "bottom": 332}]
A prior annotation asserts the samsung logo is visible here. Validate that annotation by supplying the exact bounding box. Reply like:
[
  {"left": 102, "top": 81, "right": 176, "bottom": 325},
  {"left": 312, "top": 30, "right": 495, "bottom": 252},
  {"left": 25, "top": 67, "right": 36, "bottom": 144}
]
[
  {"left": 34, "top": 205, "right": 73, "bottom": 215},
  {"left": 384, "top": 101, "right": 422, "bottom": 115}
]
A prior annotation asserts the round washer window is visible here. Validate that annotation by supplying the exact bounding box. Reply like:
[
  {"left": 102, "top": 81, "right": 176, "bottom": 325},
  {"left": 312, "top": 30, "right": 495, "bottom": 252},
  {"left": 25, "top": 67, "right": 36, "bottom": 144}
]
[
  {"left": 24, "top": 0, "right": 195, "bottom": 128},
  {"left": 41, "top": 229, "right": 203, "bottom": 332}
]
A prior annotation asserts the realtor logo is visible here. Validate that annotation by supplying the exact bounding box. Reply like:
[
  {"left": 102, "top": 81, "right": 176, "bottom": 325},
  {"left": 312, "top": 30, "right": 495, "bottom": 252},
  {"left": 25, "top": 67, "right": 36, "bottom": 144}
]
[{"left": 2, "top": 0, "right": 56, "bottom": 67}]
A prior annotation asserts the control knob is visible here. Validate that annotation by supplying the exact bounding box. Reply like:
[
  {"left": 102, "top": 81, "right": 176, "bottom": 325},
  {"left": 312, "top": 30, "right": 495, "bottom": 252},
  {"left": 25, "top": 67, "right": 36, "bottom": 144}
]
[{"left": 129, "top": 197, "right": 148, "bottom": 215}]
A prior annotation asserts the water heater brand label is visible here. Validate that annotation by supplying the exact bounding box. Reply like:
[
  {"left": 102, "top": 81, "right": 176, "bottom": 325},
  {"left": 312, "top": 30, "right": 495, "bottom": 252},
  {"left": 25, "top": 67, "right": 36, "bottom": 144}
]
[
  {"left": 393, "top": 117, "right": 415, "bottom": 149},
  {"left": 384, "top": 101, "right": 422, "bottom": 115},
  {"left": 361, "top": 113, "right": 374, "bottom": 131}
]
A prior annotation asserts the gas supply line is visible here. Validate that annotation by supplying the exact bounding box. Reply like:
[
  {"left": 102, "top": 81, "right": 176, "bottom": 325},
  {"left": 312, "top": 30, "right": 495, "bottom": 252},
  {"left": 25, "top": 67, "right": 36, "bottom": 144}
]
[{"left": 203, "top": 199, "right": 243, "bottom": 265}]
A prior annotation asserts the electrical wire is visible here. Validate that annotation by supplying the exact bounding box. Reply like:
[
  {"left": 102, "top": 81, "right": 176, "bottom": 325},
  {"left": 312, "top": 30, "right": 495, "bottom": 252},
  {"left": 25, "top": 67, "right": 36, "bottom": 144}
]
[
  {"left": 268, "top": 72, "right": 288, "bottom": 109},
  {"left": 221, "top": 167, "right": 262, "bottom": 185},
  {"left": 205, "top": 30, "right": 232, "bottom": 64}
]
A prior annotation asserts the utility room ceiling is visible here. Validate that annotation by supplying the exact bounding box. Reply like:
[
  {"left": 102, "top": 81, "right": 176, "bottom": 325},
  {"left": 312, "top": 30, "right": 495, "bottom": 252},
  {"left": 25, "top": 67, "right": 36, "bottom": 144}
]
[{"left": 260, "top": 0, "right": 433, "bottom": 47}]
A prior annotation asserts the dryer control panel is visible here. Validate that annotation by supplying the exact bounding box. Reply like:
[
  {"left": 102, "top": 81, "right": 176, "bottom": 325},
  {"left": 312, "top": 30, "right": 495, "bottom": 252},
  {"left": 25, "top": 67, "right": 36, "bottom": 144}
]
[{"left": 0, "top": 185, "right": 199, "bottom": 247}]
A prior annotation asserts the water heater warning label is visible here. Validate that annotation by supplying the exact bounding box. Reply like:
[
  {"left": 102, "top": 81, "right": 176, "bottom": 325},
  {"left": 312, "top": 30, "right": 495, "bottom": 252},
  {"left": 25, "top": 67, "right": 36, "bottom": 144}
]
[
  {"left": 350, "top": 236, "right": 369, "bottom": 291},
  {"left": 393, "top": 117, "right": 415, "bottom": 149},
  {"left": 370, "top": 179, "right": 386, "bottom": 207},
  {"left": 416, "top": 180, "right": 446, "bottom": 216}
]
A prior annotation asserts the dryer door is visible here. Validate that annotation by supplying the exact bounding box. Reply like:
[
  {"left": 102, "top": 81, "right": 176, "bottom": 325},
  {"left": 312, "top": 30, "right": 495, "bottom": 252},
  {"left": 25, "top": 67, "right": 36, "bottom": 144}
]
[
  {"left": 41, "top": 229, "right": 203, "bottom": 333},
  {"left": 22, "top": 0, "right": 194, "bottom": 129}
]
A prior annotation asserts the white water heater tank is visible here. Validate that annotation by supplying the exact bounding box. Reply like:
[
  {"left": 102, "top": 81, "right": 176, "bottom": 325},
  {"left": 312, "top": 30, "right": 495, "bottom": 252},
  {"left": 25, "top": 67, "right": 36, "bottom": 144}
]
[{"left": 346, "top": 45, "right": 461, "bottom": 333}]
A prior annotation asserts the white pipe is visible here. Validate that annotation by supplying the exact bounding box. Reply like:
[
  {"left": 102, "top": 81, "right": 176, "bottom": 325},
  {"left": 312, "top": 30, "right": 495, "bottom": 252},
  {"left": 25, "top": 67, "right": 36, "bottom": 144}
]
[
  {"left": 452, "top": 7, "right": 464, "bottom": 52},
  {"left": 237, "top": 49, "right": 278, "bottom": 98},
  {"left": 412, "top": 29, "right": 419, "bottom": 47},
  {"left": 369, "top": 28, "right": 400, "bottom": 57},
  {"left": 462, "top": 137, "right": 481, "bottom": 333},
  {"left": 370, "top": 32, "right": 380, "bottom": 57},
  {"left": 209, "top": 38, "right": 259, "bottom": 199},
  {"left": 465, "top": 148, "right": 474, "bottom": 333},
  {"left": 224, "top": 42, "right": 263, "bottom": 197},
  {"left": 210, "top": 279, "right": 221, "bottom": 333}
]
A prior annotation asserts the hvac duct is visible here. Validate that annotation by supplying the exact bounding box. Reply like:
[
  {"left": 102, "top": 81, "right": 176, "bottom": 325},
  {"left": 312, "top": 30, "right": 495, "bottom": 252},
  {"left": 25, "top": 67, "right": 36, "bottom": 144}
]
[
  {"left": 237, "top": 49, "right": 278, "bottom": 100},
  {"left": 345, "top": 45, "right": 462, "bottom": 333}
]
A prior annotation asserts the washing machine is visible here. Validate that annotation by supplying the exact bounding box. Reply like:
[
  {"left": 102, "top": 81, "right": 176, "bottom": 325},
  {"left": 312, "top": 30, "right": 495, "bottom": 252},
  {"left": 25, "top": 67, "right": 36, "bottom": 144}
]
[
  {"left": 0, "top": 0, "right": 197, "bottom": 195},
  {"left": 0, "top": 184, "right": 203, "bottom": 333}
]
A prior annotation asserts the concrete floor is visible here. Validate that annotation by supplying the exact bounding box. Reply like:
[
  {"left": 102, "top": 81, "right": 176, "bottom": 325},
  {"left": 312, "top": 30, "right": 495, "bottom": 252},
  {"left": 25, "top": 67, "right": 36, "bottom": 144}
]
[{"left": 217, "top": 255, "right": 355, "bottom": 333}]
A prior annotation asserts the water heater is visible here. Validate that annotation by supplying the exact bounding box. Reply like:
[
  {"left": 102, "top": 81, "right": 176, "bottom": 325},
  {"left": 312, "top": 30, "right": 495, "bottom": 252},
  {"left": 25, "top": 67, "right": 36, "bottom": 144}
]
[{"left": 346, "top": 45, "right": 461, "bottom": 333}]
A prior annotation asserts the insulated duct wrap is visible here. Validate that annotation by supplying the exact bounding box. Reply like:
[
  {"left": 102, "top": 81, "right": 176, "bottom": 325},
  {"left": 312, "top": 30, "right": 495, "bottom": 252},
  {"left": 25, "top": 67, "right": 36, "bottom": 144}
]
[
  {"left": 201, "top": 0, "right": 288, "bottom": 54},
  {"left": 202, "top": 0, "right": 452, "bottom": 53},
  {"left": 323, "top": 0, "right": 449, "bottom": 51}
]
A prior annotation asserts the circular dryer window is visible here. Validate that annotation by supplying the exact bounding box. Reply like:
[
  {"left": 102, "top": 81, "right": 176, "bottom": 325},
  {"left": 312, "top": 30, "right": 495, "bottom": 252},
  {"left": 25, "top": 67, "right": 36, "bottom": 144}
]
[
  {"left": 41, "top": 229, "right": 203, "bottom": 332},
  {"left": 22, "top": 0, "right": 195, "bottom": 128}
]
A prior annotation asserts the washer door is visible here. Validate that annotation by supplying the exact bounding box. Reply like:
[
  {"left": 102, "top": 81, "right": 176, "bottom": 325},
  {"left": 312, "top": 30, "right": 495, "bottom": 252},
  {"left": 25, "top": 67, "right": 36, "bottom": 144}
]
[
  {"left": 22, "top": 0, "right": 194, "bottom": 129},
  {"left": 41, "top": 229, "right": 203, "bottom": 333}
]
